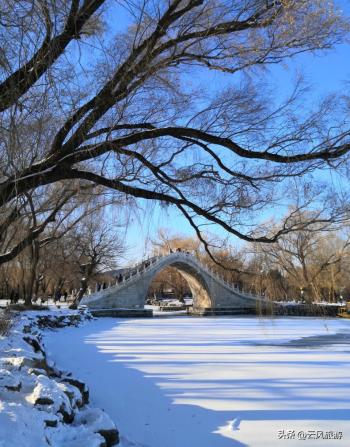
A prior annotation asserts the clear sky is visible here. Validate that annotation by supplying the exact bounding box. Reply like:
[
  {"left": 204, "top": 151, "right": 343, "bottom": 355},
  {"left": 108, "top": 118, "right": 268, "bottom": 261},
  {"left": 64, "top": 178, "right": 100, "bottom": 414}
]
[{"left": 103, "top": 1, "right": 350, "bottom": 263}]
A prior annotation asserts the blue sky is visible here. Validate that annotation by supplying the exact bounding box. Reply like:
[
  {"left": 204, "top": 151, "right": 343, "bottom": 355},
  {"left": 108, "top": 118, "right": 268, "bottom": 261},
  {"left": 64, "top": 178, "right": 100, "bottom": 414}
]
[{"left": 102, "top": 1, "right": 350, "bottom": 263}]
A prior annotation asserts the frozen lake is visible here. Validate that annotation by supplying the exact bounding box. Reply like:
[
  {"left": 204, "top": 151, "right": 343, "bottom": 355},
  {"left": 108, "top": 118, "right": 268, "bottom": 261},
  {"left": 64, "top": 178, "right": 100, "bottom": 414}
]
[{"left": 44, "top": 317, "right": 350, "bottom": 447}]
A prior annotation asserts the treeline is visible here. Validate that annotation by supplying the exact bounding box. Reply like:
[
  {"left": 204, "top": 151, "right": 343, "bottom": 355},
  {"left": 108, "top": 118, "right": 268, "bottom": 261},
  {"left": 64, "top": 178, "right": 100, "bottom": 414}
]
[
  {"left": 149, "top": 225, "right": 350, "bottom": 303},
  {"left": 0, "top": 198, "right": 125, "bottom": 306},
  {"left": 2, "top": 212, "right": 349, "bottom": 306}
]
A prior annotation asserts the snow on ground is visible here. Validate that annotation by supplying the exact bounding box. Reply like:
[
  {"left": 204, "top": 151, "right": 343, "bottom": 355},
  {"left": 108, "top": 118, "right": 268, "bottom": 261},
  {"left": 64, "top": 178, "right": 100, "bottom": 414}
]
[
  {"left": 0, "top": 310, "right": 118, "bottom": 447},
  {"left": 43, "top": 316, "right": 350, "bottom": 447},
  {"left": 0, "top": 299, "right": 72, "bottom": 309},
  {"left": 145, "top": 305, "right": 188, "bottom": 316}
]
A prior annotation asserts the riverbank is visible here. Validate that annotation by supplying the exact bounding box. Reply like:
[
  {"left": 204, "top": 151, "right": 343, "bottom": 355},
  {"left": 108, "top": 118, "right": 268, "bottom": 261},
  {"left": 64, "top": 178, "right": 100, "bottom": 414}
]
[{"left": 0, "top": 309, "right": 119, "bottom": 446}]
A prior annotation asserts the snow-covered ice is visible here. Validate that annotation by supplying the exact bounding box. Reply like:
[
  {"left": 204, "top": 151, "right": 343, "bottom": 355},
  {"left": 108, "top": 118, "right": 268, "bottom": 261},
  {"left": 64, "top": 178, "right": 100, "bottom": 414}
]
[{"left": 44, "top": 316, "right": 350, "bottom": 447}]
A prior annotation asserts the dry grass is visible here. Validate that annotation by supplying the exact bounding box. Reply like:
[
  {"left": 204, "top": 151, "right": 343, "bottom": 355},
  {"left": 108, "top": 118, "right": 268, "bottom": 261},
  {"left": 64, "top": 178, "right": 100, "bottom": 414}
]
[
  {"left": 7, "top": 303, "right": 49, "bottom": 311},
  {"left": 0, "top": 309, "right": 11, "bottom": 336}
]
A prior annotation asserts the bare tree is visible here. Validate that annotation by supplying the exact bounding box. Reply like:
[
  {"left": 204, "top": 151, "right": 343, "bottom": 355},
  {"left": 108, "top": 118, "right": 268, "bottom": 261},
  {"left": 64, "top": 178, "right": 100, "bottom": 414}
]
[
  {"left": 0, "top": 181, "right": 126, "bottom": 305},
  {"left": 254, "top": 211, "right": 350, "bottom": 301},
  {"left": 0, "top": 0, "right": 350, "bottom": 267},
  {"left": 68, "top": 216, "right": 125, "bottom": 307},
  {"left": 151, "top": 228, "right": 201, "bottom": 255},
  {"left": 0, "top": 0, "right": 106, "bottom": 111}
]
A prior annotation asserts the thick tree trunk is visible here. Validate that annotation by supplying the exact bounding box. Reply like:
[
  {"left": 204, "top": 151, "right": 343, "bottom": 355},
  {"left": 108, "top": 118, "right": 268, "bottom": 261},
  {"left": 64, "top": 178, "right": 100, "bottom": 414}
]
[
  {"left": 70, "top": 264, "right": 94, "bottom": 309},
  {"left": 25, "top": 240, "right": 40, "bottom": 306}
]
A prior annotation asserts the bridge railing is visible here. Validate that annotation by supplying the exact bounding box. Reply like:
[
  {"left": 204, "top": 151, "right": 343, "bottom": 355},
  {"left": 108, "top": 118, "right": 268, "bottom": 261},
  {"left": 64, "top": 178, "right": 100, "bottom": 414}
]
[
  {"left": 81, "top": 251, "right": 268, "bottom": 305},
  {"left": 81, "top": 254, "right": 166, "bottom": 304},
  {"left": 175, "top": 253, "right": 267, "bottom": 302}
]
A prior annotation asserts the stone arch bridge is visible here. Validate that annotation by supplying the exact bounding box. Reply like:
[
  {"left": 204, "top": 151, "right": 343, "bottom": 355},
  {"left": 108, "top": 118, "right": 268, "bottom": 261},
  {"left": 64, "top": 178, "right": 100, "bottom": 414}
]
[{"left": 81, "top": 252, "right": 269, "bottom": 316}]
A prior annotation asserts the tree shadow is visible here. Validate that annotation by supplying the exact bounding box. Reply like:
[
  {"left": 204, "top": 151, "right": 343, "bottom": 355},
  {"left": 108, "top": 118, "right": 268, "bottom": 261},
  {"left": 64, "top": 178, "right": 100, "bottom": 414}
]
[{"left": 44, "top": 317, "right": 350, "bottom": 447}]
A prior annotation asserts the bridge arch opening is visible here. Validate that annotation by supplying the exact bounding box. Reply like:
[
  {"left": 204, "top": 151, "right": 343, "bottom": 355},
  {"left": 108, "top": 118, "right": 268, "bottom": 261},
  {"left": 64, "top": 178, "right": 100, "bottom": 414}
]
[{"left": 146, "top": 261, "right": 212, "bottom": 309}]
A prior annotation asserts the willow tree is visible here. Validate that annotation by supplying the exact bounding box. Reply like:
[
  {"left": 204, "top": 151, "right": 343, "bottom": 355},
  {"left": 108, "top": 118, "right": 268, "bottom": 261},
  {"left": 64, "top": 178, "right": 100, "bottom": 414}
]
[{"left": 1, "top": 0, "right": 350, "bottom": 265}]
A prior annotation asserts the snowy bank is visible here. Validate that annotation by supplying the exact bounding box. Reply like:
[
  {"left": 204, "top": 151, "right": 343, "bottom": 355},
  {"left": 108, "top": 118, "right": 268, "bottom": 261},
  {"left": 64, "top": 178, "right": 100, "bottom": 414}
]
[{"left": 0, "top": 309, "right": 119, "bottom": 447}]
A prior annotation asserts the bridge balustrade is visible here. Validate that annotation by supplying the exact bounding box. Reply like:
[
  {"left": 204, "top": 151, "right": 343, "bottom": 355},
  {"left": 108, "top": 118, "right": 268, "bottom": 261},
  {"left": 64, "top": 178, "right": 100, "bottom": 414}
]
[{"left": 82, "top": 251, "right": 266, "bottom": 305}]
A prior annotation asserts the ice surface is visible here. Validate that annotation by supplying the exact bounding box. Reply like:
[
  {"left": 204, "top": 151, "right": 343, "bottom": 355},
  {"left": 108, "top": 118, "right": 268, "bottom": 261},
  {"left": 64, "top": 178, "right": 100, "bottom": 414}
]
[{"left": 44, "top": 316, "right": 350, "bottom": 447}]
